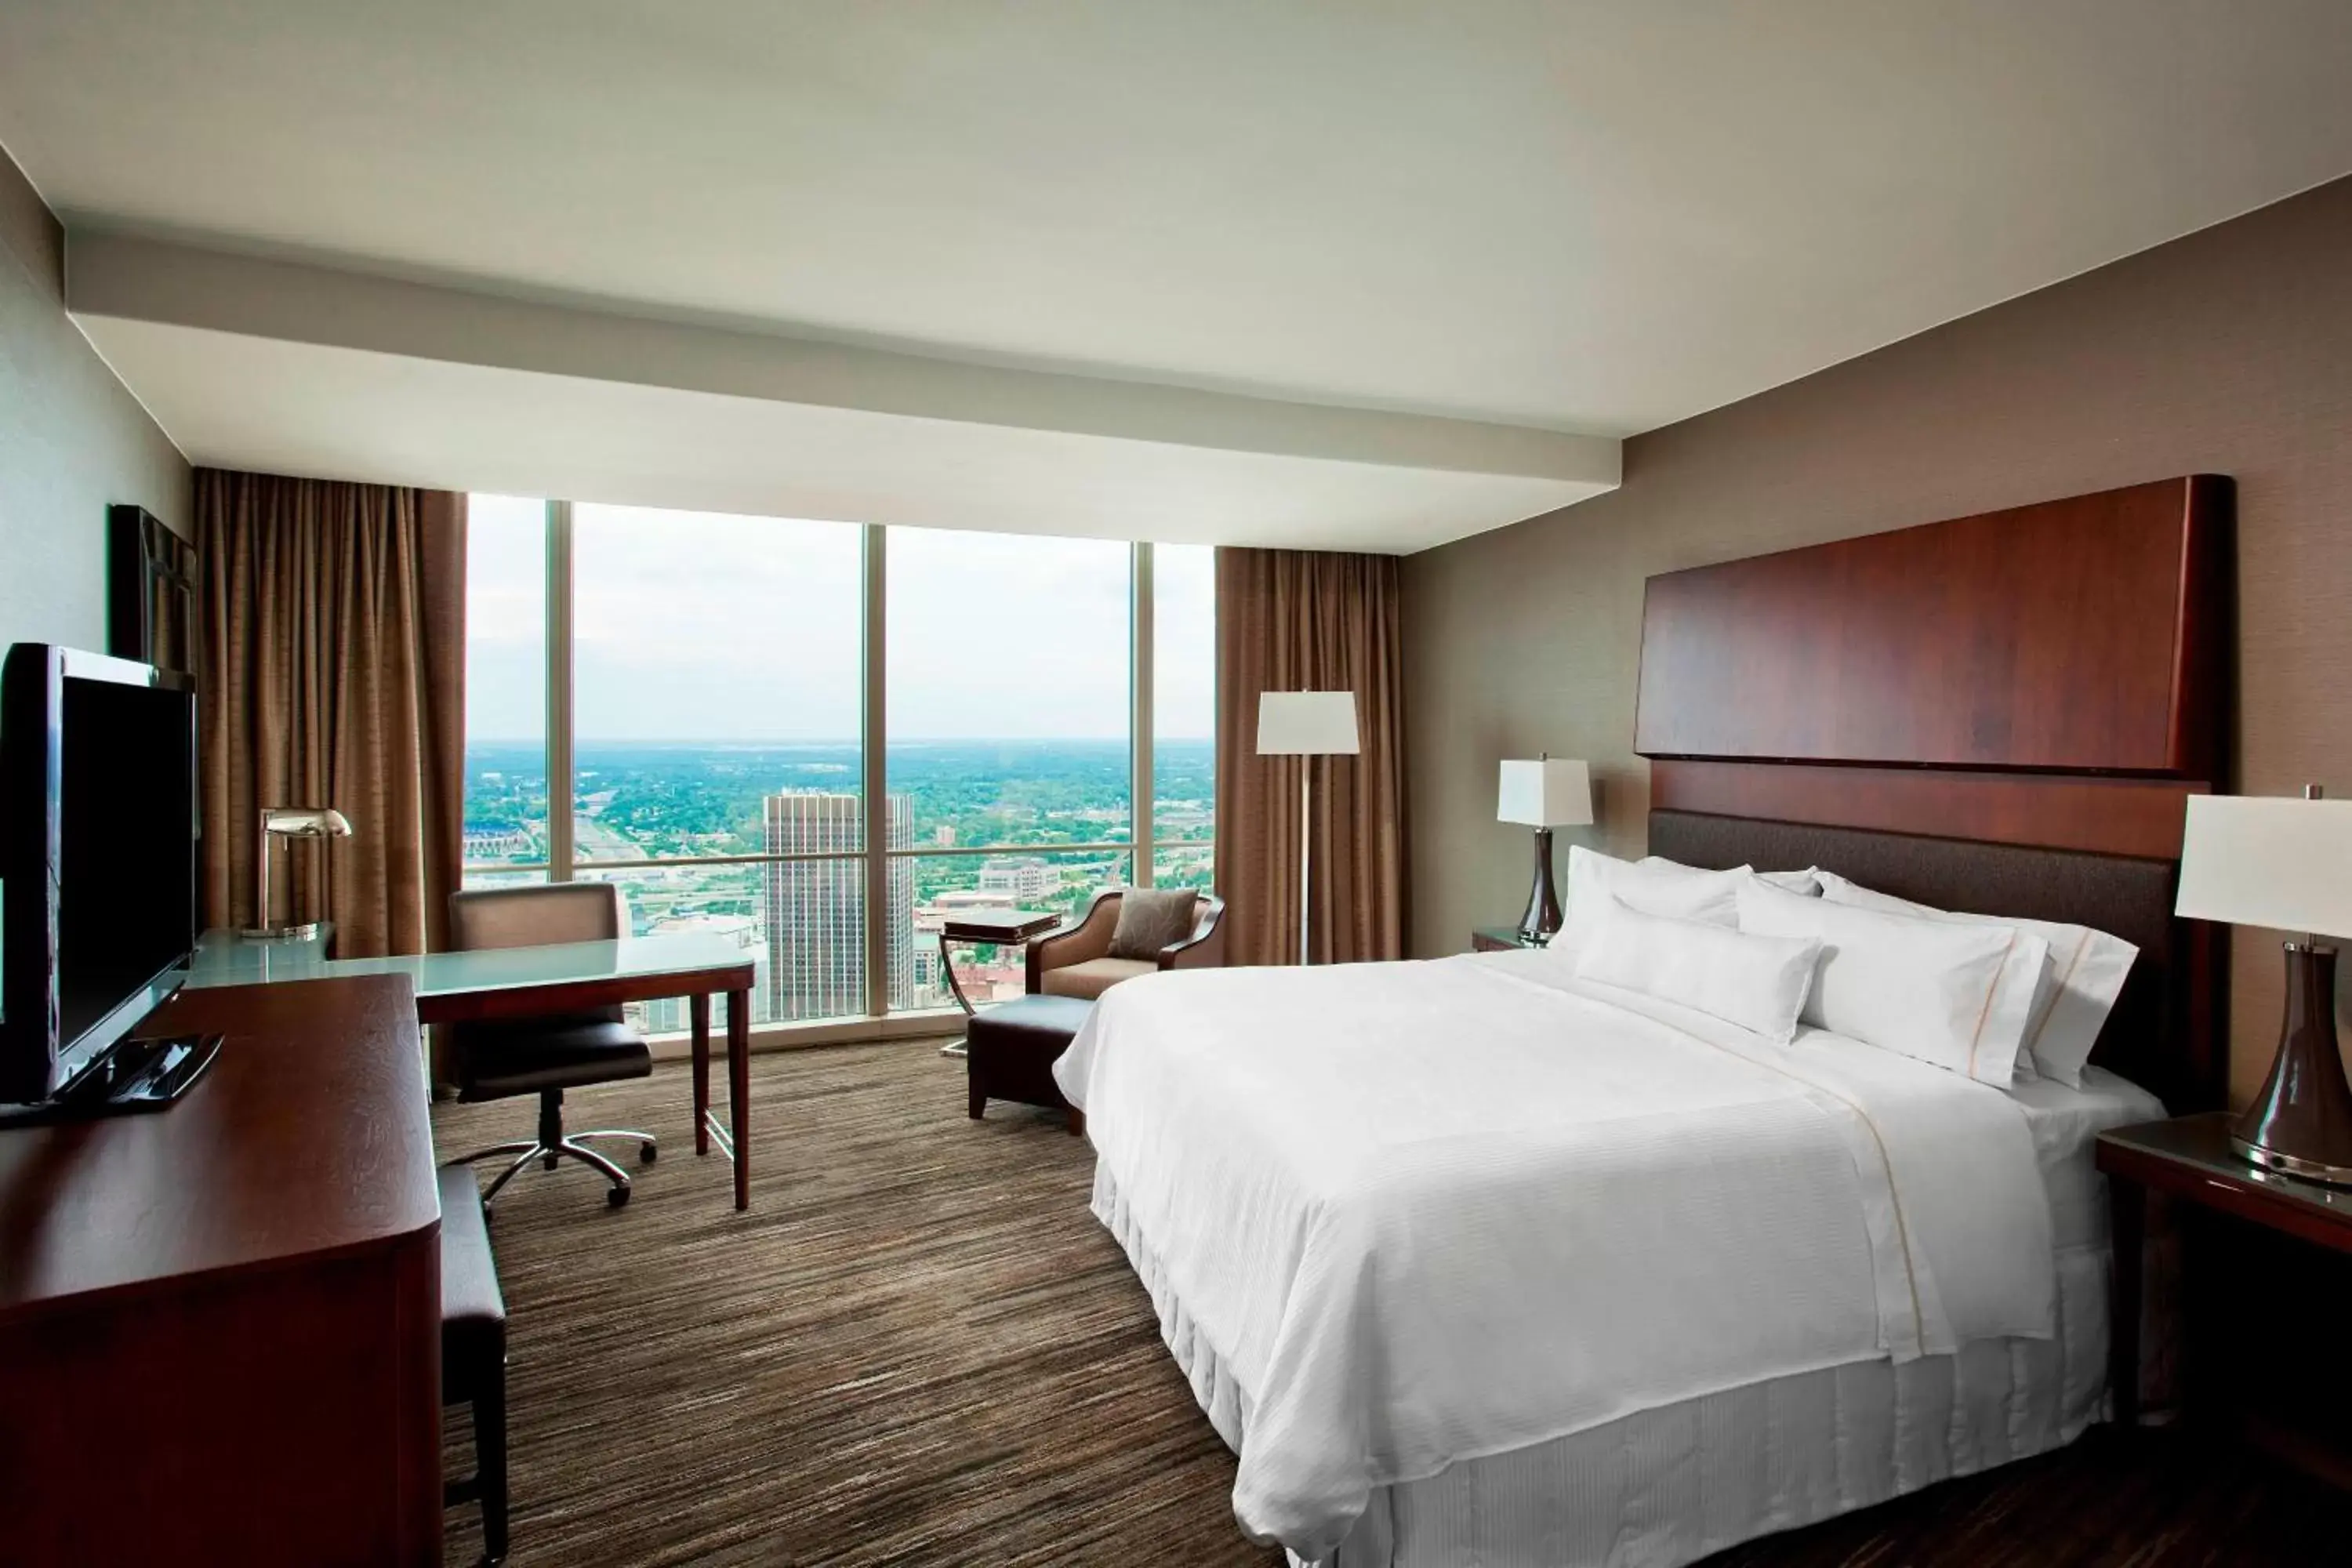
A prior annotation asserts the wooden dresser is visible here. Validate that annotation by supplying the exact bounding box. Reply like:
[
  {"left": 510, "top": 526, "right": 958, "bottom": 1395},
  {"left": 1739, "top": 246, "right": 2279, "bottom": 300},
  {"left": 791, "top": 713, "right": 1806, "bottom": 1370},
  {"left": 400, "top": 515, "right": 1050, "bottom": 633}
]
[{"left": 0, "top": 974, "right": 443, "bottom": 1565}]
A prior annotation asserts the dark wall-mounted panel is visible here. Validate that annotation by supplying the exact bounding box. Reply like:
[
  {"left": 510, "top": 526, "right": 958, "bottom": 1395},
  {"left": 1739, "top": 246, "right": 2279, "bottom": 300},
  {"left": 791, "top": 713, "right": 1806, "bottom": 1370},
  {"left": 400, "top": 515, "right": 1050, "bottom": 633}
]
[
  {"left": 1634, "top": 476, "right": 2230, "bottom": 776},
  {"left": 107, "top": 503, "right": 196, "bottom": 676}
]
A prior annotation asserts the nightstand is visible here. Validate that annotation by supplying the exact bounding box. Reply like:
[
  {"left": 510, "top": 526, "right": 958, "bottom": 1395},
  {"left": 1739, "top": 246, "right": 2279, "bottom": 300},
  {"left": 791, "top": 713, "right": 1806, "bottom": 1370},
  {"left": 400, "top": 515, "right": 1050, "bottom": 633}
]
[
  {"left": 2097, "top": 1112, "right": 2352, "bottom": 1430},
  {"left": 1471, "top": 926, "right": 1545, "bottom": 953}
]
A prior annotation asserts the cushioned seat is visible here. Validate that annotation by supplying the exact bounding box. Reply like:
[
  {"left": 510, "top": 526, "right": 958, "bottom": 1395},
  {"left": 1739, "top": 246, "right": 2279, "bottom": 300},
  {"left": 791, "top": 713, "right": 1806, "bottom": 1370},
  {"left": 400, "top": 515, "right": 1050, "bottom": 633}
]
[
  {"left": 454, "top": 1018, "right": 652, "bottom": 1102},
  {"left": 438, "top": 1165, "right": 506, "bottom": 1376},
  {"left": 1026, "top": 889, "right": 1226, "bottom": 996},
  {"left": 967, "top": 993, "right": 1094, "bottom": 1131},
  {"left": 438, "top": 1165, "right": 510, "bottom": 1563},
  {"left": 1038, "top": 956, "right": 1156, "bottom": 1000}
]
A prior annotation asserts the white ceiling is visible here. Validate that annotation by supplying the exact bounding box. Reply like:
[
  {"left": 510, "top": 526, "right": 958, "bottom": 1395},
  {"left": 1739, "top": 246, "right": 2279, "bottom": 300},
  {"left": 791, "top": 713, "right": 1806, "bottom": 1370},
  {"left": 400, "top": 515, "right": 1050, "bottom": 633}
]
[
  {"left": 77, "top": 316, "right": 1601, "bottom": 551},
  {"left": 9, "top": 1, "right": 2352, "bottom": 546}
]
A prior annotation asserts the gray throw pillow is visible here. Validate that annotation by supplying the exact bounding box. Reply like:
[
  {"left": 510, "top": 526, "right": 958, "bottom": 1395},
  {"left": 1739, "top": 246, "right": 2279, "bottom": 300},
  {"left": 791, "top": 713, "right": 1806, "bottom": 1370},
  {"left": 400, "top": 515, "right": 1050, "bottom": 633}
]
[{"left": 1106, "top": 887, "right": 1199, "bottom": 961}]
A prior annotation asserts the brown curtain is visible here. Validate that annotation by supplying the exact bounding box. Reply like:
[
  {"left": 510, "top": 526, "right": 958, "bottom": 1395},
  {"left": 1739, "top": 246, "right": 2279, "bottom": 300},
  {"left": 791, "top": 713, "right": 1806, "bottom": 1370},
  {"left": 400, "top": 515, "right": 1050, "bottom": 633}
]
[
  {"left": 197, "top": 470, "right": 466, "bottom": 957},
  {"left": 1214, "top": 548, "right": 1408, "bottom": 965}
]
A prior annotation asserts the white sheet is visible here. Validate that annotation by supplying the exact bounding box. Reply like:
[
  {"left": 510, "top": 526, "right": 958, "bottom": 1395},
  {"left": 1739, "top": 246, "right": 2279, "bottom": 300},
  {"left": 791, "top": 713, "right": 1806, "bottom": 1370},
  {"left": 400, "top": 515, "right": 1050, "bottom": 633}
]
[
  {"left": 1054, "top": 949, "right": 2057, "bottom": 1559},
  {"left": 2011, "top": 1063, "right": 2166, "bottom": 1250}
]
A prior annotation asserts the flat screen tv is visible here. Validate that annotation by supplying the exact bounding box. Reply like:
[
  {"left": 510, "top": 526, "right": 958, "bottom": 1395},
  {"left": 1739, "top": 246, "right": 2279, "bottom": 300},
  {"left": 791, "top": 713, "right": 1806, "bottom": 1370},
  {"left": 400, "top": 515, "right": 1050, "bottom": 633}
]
[{"left": 0, "top": 643, "right": 204, "bottom": 1110}]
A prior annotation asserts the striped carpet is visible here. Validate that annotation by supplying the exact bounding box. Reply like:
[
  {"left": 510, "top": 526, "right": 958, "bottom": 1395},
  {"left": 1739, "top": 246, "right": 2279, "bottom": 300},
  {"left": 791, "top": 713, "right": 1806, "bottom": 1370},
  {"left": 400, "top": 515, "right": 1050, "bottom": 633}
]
[{"left": 434, "top": 1042, "right": 2352, "bottom": 1567}]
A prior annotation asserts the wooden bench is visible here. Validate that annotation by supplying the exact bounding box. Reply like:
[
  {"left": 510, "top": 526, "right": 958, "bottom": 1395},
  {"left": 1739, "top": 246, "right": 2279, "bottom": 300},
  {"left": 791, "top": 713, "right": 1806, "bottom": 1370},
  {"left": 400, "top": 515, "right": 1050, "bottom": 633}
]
[{"left": 439, "top": 1164, "right": 510, "bottom": 1565}]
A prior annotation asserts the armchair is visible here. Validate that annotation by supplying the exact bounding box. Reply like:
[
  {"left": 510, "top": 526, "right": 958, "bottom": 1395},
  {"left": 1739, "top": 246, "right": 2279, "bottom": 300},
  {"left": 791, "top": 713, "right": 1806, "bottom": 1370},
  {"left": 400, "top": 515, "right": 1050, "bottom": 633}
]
[{"left": 1025, "top": 888, "right": 1227, "bottom": 1000}]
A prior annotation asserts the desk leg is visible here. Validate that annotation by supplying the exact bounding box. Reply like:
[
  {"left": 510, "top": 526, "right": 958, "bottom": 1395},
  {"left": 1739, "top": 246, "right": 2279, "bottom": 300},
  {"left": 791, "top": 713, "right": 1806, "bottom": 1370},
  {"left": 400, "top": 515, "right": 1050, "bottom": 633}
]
[
  {"left": 728, "top": 986, "right": 750, "bottom": 1211},
  {"left": 2109, "top": 1174, "right": 2143, "bottom": 1427},
  {"left": 690, "top": 993, "right": 712, "bottom": 1158}
]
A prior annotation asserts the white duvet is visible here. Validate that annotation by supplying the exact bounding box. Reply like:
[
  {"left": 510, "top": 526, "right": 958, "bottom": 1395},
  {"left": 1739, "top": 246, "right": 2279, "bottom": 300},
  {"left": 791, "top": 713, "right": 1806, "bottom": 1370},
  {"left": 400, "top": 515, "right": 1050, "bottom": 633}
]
[{"left": 1053, "top": 950, "right": 2057, "bottom": 1559}]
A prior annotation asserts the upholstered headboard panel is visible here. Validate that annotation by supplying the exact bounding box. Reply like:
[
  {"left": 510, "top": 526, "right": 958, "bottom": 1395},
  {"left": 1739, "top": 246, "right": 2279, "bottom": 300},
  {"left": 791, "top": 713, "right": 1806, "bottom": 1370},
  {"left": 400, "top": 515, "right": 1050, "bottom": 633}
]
[
  {"left": 1648, "top": 810, "right": 2214, "bottom": 1111},
  {"left": 1633, "top": 476, "right": 2233, "bottom": 1114}
]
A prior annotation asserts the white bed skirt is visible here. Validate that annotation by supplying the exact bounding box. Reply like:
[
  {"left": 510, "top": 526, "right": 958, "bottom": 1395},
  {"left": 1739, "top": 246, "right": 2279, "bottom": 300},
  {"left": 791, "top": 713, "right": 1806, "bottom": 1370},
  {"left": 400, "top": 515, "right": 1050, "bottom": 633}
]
[{"left": 1094, "top": 1163, "right": 2116, "bottom": 1568}]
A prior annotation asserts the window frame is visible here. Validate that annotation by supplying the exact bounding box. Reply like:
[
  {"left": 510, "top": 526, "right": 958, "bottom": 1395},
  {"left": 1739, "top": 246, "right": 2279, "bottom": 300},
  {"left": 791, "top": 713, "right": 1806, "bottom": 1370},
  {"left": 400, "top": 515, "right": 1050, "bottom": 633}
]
[{"left": 460, "top": 505, "right": 1207, "bottom": 1039}]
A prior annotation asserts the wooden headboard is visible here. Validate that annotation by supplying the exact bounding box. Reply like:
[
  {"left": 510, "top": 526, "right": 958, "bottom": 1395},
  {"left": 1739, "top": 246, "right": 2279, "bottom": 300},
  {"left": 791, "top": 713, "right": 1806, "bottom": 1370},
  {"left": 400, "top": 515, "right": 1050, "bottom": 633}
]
[{"left": 1635, "top": 476, "right": 2232, "bottom": 1112}]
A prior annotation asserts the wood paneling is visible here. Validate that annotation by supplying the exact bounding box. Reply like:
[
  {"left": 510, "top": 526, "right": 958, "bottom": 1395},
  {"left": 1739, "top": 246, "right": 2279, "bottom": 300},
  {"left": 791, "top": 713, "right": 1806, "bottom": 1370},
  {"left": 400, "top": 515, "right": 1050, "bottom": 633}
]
[
  {"left": 0, "top": 975, "right": 441, "bottom": 1565},
  {"left": 1631, "top": 475, "right": 2233, "bottom": 1116},
  {"left": 1650, "top": 760, "right": 2208, "bottom": 859},
  {"left": 1633, "top": 477, "right": 2229, "bottom": 775}
]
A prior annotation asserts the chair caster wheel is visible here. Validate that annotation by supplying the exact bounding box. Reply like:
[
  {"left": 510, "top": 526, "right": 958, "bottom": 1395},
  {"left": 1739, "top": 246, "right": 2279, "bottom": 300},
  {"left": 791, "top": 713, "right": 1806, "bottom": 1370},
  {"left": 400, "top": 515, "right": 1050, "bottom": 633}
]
[
  {"left": 639, "top": 1142, "right": 658, "bottom": 1166},
  {"left": 607, "top": 1184, "right": 631, "bottom": 1209}
]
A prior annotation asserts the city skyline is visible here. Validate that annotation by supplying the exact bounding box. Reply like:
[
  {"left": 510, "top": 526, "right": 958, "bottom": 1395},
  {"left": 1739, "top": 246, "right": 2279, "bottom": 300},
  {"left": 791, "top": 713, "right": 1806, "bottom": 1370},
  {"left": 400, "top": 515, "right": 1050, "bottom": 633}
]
[{"left": 463, "top": 735, "right": 1211, "bottom": 1030}]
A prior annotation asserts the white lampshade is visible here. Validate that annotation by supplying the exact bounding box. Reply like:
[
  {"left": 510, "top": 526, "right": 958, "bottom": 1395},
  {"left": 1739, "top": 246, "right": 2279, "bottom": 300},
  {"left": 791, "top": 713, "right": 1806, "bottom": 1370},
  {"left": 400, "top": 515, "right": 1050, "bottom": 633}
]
[
  {"left": 2176, "top": 794, "right": 2352, "bottom": 938},
  {"left": 1497, "top": 758, "right": 1593, "bottom": 827},
  {"left": 1257, "top": 691, "right": 1360, "bottom": 756}
]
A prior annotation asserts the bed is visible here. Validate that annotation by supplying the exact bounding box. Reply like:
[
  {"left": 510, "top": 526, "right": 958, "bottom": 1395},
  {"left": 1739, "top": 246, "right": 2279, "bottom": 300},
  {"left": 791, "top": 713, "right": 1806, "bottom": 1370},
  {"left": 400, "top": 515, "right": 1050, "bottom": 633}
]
[{"left": 1056, "top": 477, "right": 2233, "bottom": 1567}]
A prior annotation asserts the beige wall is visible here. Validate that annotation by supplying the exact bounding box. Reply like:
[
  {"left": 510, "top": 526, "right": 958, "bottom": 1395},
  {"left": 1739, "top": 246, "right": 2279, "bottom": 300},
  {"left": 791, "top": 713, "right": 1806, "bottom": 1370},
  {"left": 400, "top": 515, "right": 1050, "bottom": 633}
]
[
  {"left": 1403, "top": 174, "right": 2352, "bottom": 1106},
  {"left": 0, "top": 140, "right": 189, "bottom": 651}
]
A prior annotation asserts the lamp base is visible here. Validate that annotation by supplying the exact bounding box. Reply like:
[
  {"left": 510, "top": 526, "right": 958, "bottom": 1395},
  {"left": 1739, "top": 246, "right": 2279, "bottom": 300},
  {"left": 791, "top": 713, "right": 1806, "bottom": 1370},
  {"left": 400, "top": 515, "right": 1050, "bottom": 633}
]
[
  {"left": 240, "top": 921, "right": 324, "bottom": 942},
  {"left": 1517, "top": 826, "right": 1563, "bottom": 946},
  {"left": 2231, "top": 941, "right": 2352, "bottom": 1188},
  {"left": 2230, "top": 1133, "right": 2352, "bottom": 1186}
]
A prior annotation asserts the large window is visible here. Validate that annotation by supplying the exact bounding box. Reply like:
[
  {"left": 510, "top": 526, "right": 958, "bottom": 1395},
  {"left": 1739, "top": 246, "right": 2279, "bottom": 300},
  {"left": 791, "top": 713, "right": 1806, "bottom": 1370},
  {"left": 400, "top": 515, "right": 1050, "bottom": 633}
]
[
  {"left": 462, "top": 500, "right": 1213, "bottom": 1034},
  {"left": 889, "top": 529, "right": 1134, "bottom": 1009},
  {"left": 462, "top": 495, "right": 550, "bottom": 888},
  {"left": 572, "top": 505, "right": 864, "bottom": 1027},
  {"left": 1153, "top": 544, "right": 1216, "bottom": 891}
]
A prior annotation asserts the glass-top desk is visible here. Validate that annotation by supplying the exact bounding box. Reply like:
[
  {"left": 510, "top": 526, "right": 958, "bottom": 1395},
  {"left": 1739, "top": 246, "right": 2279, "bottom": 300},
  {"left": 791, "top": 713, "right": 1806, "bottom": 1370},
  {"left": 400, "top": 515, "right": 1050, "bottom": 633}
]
[{"left": 187, "top": 928, "right": 760, "bottom": 1210}]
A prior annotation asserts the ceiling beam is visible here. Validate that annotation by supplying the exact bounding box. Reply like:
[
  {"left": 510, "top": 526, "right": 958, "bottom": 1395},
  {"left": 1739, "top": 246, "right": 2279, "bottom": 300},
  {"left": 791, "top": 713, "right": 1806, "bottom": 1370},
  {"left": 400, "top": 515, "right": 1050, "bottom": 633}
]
[{"left": 66, "top": 230, "right": 1619, "bottom": 491}]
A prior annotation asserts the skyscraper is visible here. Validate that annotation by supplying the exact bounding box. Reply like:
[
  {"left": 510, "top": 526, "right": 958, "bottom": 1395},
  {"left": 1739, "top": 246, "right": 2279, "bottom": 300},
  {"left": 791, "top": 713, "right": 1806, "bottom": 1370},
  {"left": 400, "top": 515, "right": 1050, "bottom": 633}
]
[{"left": 762, "top": 792, "right": 914, "bottom": 1020}]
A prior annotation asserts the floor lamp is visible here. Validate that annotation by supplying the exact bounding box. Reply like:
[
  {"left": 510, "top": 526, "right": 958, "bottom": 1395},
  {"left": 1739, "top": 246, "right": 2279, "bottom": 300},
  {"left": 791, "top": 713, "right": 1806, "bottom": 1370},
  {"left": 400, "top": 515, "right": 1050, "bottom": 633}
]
[{"left": 1256, "top": 691, "right": 1359, "bottom": 966}]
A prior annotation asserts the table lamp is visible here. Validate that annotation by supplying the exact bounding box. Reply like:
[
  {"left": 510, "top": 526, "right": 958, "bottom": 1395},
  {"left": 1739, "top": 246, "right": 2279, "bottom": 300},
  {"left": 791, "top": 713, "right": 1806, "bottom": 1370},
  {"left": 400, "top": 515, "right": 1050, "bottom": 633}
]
[
  {"left": 243, "top": 805, "right": 354, "bottom": 941},
  {"left": 1256, "top": 691, "right": 1359, "bottom": 966},
  {"left": 2176, "top": 786, "right": 2352, "bottom": 1184},
  {"left": 1497, "top": 756, "right": 1592, "bottom": 944}
]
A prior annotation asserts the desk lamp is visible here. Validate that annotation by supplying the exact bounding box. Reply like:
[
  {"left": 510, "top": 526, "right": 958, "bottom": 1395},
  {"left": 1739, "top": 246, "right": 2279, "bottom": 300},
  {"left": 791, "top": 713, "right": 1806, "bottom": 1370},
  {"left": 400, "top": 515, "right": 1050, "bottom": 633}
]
[{"left": 243, "top": 805, "right": 354, "bottom": 941}]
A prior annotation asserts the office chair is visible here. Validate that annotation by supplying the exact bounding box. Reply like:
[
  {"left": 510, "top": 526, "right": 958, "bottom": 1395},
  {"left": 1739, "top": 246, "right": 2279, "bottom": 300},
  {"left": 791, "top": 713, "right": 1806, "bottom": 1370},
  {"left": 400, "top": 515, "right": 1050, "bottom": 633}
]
[{"left": 446, "top": 883, "right": 656, "bottom": 1211}]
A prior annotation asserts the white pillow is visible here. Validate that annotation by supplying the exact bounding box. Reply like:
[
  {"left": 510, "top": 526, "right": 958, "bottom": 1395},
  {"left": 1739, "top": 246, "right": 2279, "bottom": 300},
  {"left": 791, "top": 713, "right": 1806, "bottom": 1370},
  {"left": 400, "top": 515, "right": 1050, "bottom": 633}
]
[
  {"left": 1646, "top": 857, "right": 1821, "bottom": 898},
  {"left": 1570, "top": 893, "right": 1821, "bottom": 1045},
  {"left": 1570, "top": 845, "right": 1751, "bottom": 928},
  {"left": 1735, "top": 879, "right": 2050, "bottom": 1087},
  {"left": 1815, "top": 871, "right": 2137, "bottom": 1088}
]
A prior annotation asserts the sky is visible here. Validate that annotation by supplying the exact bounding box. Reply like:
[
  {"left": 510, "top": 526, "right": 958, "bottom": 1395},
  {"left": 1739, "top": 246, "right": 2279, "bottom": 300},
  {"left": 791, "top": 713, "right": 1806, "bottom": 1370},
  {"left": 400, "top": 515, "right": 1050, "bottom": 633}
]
[{"left": 465, "top": 495, "right": 1215, "bottom": 742}]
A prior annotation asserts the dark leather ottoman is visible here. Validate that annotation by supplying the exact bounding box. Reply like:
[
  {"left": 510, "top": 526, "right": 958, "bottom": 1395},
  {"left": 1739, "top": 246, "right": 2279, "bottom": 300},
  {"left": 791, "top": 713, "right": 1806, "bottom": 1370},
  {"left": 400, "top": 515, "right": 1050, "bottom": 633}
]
[{"left": 967, "top": 993, "right": 1094, "bottom": 1134}]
